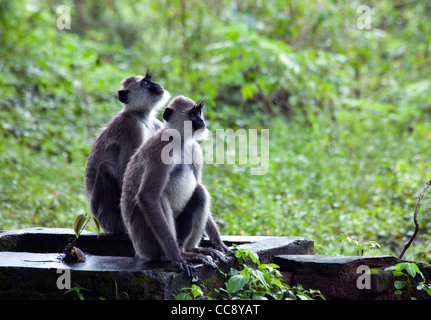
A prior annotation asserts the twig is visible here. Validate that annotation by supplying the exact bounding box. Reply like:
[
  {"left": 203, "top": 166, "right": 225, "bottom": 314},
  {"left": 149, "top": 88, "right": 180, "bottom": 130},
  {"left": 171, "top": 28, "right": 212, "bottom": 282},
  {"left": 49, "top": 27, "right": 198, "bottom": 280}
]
[{"left": 399, "top": 179, "right": 431, "bottom": 260}]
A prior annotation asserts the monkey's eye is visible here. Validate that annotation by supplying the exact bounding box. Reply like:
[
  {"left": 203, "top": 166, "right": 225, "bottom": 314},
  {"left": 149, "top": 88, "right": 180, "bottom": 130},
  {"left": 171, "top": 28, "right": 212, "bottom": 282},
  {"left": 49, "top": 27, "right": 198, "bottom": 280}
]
[
  {"left": 190, "top": 109, "right": 201, "bottom": 118},
  {"left": 141, "top": 78, "right": 150, "bottom": 87}
]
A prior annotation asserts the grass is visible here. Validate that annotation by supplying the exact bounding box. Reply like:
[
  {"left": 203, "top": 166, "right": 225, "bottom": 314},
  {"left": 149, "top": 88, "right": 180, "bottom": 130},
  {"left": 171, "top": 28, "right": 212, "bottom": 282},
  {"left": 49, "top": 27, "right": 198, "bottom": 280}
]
[
  {"left": 205, "top": 109, "right": 431, "bottom": 260},
  {"left": 1, "top": 104, "right": 430, "bottom": 262}
]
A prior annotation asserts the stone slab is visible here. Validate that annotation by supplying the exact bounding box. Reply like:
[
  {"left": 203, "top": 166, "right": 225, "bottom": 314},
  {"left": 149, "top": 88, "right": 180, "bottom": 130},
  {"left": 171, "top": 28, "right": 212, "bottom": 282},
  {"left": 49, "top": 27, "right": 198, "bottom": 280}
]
[
  {"left": 0, "top": 228, "right": 135, "bottom": 257},
  {"left": 274, "top": 255, "right": 431, "bottom": 300},
  {"left": 0, "top": 228, "right": 312, "bottom": 258},
  {"left": 274, "top": 254, "right": 400, "bottom": 275},
  {"left": 238, "top": 237, "right": 314, "bottom": 262},
  {"left": 0, "top": 252, "right": 172, "bottom": 272},
  {"left": 0, "top": 228, "right": 314, "bottom": 299}
]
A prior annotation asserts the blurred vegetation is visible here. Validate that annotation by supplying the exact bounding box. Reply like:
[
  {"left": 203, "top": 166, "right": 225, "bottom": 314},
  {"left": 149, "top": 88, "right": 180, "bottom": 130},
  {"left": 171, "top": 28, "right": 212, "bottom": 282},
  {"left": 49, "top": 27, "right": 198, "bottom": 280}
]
[{"left": 1, "top": 0, "right": 431, "bottom": 261}]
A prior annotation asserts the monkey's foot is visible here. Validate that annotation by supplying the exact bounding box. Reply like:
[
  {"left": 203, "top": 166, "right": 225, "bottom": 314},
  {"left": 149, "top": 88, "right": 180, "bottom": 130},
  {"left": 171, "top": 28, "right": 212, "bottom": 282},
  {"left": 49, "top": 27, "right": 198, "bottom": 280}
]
[
  {"left": 175, "top": 259, "right": 196, "bottom": 278},
  {"left": 181, "top": 251, "right": 218, "bottom": 270},
  {"left": 210, "top": 240, "right": 230, "bottom": 253},
  {"left": 193, "top": 247, "right": 228, "bottom": 264}
]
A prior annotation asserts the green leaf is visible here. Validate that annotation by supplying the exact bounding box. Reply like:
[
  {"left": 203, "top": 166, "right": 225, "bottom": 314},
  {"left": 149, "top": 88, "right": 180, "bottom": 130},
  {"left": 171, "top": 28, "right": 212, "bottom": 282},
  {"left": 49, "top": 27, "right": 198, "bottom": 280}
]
[
  {"left": 175, "top": 292, "right": 192, "bottom": 300},
  {"left": 191, "top": 284, "right": 204, "bottom": 299},
  {"left": 227, "top": 275, "right": 249, "bottom": 295},
  {"left": 73, "top": 214, "right": 88, "bottom": 239},
  {"left": 412, "top": 263, "right": 421, "bottom": 274},
  {"left": 249, "top": 251, "right": 260, "bottom": 265},
  {"left": 252, "top": 269, "right": 269, "bottom": 289},
  {"left": 92, "top": 216, "right": 101, "bottom": 237},
  {"left": 393, "top": 271, "right": 404, "bottom": 277},
  {"left": 417, "top": 284, "right": 431, "bottom": 296},
  {"left": 405, "top": 264, "right": 417, "bottom": 278},
  {"left": 394, "top": 280, "right": 405, "bottom": 290},
  {"left": 272, "top": 278, "right": 283, "bottom": 289}
]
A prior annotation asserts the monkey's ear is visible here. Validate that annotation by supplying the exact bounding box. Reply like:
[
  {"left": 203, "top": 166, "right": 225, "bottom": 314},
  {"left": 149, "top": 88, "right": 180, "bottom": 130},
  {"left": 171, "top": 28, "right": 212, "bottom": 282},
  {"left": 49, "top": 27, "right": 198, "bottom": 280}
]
[
  {"left": 163, "top": 108, "right": 174, "bottom": 122},
  {"left": 118, "top": 90, "right": 129, "bottom": 104}
]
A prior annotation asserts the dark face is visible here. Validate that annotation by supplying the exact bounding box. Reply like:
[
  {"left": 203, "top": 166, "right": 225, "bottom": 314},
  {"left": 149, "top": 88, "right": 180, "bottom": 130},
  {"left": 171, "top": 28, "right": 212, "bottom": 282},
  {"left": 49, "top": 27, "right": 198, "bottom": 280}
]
[
  {"left": 189, "top": 102, "right": 205, "bottom": 132},
  {"left": 140, "top": 72, "right": 164, "bottom": 95},
  {"left": 118, "top": 72, "right": 166, "bottom": 106}
]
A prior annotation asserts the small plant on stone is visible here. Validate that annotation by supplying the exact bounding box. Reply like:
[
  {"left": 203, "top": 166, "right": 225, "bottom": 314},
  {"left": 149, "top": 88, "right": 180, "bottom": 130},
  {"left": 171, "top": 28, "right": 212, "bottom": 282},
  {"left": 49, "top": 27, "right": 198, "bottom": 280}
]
[
  {"left": 60, "top": 212, "right": 100, "bottom": 262},
  {"left": 338, "top": 235, "right": 381, "bottom": 256},
  {"left": 385, "top": 262, "right": 431, "bottom": 300}
]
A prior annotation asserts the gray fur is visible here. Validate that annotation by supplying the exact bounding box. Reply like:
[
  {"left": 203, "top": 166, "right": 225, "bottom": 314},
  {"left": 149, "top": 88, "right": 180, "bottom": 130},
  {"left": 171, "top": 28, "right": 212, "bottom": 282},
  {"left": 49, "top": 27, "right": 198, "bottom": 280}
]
[
  {"left": 121, "top": 96, "right": 228, "bottom": 277},
  {"left": 84, "top": 75, "right": 170, "bottom": 234}
]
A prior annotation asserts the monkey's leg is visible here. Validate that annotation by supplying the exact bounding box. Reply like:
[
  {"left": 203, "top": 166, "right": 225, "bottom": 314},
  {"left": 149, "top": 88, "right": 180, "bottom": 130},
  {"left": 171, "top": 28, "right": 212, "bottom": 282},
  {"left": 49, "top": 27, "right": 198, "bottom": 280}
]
[
  {"left": 176, "top": 184, "right": 227, "bottom": 263},
  {"left": 176, "top": 184, "right": 209, "bottom": 250},
  {"left": 91, "top": 161, "right": 126, "bottom": 234},
  {"left": 127, "top": 203, "right": 197, "bottom": 278}
]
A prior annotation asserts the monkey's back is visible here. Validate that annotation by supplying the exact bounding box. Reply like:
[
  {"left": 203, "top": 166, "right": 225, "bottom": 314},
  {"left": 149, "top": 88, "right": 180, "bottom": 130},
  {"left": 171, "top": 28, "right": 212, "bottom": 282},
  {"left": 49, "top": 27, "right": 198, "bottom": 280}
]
[
  {"left": 84, "top": 110, "right": 160, "bottom": 234},
  {"left": 84, "top": 111, "right": 142, "bottom": 195}
]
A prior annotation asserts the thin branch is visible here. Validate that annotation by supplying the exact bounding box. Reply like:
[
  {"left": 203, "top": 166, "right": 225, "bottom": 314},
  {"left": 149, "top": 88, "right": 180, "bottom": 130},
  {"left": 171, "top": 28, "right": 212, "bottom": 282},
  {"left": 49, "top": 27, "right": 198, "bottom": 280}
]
[{"left": 399, "top": 179, "right": 431, "bottom": 260}]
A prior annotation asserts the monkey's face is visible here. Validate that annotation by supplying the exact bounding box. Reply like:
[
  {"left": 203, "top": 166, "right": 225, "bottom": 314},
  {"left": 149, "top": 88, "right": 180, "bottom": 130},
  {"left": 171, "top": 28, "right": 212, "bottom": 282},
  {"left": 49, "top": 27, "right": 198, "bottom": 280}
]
[
  {"left": 118, "top": 73, "right": 168, "bottom": 111},
  {"left": 139, "top": 72, "right": 164, "bottom": 95},
  {"left": 163, "top": 96, "right": 208, "bottom": 140},
  {"left": 188, "top": 101, "right": 206, "bottom": 132}
]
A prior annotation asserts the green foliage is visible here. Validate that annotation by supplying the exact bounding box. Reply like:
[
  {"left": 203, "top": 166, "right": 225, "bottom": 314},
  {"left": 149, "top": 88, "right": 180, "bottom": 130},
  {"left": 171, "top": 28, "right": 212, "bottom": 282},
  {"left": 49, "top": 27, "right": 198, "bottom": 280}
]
[
  {"left": 175, "top": 247, "right": 325, "bottom": 300},
  {"left": 73, "top": 213, "right": 100, "bottom": 239},
  {"left": 222, "top": 248, "right": 289, "bottom": 300},
  {"left": 385, "top": 262, "right": 431, "bottom": 299},
  {"left": 64, "top": 286, "right": 89, "bottom": 300},
  {"left": 61, "top": 212, "right": 99, "bottom": 262},
  {"left": 175, "top": 284, "right": 207, "bottom": 301},
  {"left": 338, "top": 235, "right": 381, "bottom": 256},
  {"left": 62, "top": 280, "right": 129, "bottom": 300},
  {"left": 1, "top": 0, "right": 431, "bottom": 263}
]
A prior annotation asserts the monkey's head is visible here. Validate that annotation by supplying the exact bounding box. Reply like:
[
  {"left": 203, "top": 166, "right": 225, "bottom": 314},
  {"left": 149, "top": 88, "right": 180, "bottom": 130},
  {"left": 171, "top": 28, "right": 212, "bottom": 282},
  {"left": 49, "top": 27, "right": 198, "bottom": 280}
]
[
  {"left": 162, "top": 96, "right": 207, "bottom": 140},
  {"left": 118, "top": 71, "right": 170, "bottom": 112}
]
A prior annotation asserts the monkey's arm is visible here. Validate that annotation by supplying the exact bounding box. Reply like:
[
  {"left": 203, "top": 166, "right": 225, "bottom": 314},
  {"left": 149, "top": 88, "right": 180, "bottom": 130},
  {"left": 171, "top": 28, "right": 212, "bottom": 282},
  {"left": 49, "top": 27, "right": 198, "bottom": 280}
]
[{"left": 136, "top": 160, "right": 195, "bottom": 276}]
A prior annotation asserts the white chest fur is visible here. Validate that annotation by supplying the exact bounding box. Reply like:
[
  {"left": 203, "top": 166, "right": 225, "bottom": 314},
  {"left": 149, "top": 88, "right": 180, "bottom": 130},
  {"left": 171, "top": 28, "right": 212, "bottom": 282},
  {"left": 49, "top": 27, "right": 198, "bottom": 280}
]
[{"left": 164, "top": 165, "right": 197, "bottom": 216}]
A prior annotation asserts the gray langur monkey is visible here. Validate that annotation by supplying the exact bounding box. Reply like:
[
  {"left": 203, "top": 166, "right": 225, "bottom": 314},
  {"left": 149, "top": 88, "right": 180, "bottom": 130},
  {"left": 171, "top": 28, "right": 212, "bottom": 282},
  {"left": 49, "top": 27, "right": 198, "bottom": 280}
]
[
  {"left": 84, "top": 72, "right": 170, "bottom": 234},
  {"left": 120, "top": 95, "right": 228, "bottom": 277}
]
